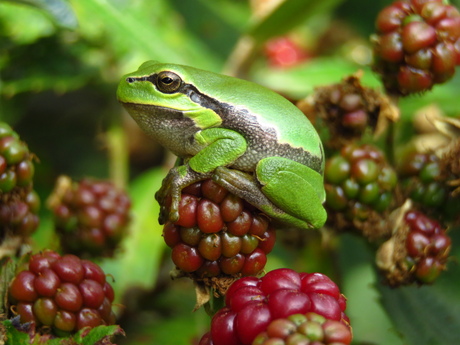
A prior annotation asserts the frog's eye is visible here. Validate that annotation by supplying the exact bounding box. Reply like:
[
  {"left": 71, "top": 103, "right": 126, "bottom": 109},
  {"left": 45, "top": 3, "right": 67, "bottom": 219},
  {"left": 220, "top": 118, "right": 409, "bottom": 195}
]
[{"left": 156, "top": 71, "right": 182, "bottom": 93}]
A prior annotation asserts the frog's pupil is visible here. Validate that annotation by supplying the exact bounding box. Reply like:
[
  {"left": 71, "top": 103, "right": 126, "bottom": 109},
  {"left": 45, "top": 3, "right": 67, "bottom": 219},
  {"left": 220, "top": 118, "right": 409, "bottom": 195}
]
[{"left": 162, "top": 77, "right": 173, "bottom": 84}]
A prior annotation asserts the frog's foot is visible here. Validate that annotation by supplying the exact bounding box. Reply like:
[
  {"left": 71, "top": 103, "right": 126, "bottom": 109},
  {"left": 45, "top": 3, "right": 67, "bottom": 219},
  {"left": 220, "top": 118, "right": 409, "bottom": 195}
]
[
  {"left": 156, "top": 165, "right": 213, "bottom": 224},
  {"left": 212, "top": 166, "right": 289, "bottom": 221}
]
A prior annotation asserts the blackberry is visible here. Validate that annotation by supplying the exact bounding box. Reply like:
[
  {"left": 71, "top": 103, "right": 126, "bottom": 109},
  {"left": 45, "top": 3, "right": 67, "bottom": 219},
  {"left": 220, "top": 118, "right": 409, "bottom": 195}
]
[
  {"left": 48, "top": 176, "right": 131, "bottom": 257},
  {"left": 398, "top": 149, "right": 460, "bottom": 220},
  {"left": 205, "top": 268, "right": 349, "bottom": 345},
  {"left": 324, "top": 143, "right": 397, "bottom": 240},
  {"left": 8, "top": 250, "right": 116, "bottom": 335},
  {"left": 0, "top": 122, "right": 40, "bottom": 243},
  {"left": 299, "top": 74, "right": 392, "bottom": 148},
  {"left": 377, "top": 205, "right": 451, "bottom": 285},
  {"left": 372, "top": 0, "right": 460, "bottom": 95},
  {"left": 163, "top": 180, "right": 276, "bottom": 289}
]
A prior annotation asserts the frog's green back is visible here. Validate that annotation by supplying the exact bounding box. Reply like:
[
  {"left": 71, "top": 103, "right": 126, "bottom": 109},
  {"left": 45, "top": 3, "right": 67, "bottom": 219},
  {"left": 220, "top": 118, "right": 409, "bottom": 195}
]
[{"left": 135, "top": 62, "right": 322, "bottom": 158}]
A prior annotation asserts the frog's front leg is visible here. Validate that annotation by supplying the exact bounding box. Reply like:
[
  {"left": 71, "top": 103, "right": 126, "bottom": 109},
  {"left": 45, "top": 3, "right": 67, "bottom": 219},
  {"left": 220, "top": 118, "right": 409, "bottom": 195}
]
[
  {"left": 156, "top": 127, "right": 247, "bottom": 224},
  {"left": 156, "top": 165, "right": 213, "bottom": 224}
]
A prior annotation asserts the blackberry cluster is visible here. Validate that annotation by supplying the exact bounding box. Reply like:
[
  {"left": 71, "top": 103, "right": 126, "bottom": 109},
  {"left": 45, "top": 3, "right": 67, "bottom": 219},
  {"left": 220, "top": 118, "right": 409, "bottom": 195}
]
[
  {"left": 398, "top": 148, "right": 460, "bottom": 221},
  {"left": 324, "top": 143, "right": 397, "bottom": 237},
  {"left": 50, "top": 177, "right": 131, "bottom": 257},
  {"left": 306, "top": 75, "right": 383, "bottom": 147},
  {"left": 372, "top": 0, "right": 460, "bottom": 95},
  {"left": 163, "top": 180, "right": 276, "bottom": 279},
  {"left": 199, "top": 268, "right": 349, "bottom": 345},
  {"left": 377, "top": 209, "right": 451, "bottom": 285},
  {"left": 8, "top": 250, "right": 116, "bottom": 335},
  {"left": 0, "top": 122, "right": 40, "bottom": 241},
  {"left": 404, "top": 210, "right": 451, "bottom": 283}
]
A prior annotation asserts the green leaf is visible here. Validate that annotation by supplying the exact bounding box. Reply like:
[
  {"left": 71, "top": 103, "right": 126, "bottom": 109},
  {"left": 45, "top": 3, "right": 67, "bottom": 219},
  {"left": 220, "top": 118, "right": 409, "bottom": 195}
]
[
  {"left": 251, "top": 58, "right": 381, "bottom": 99},
  {"left": 98, "top": 168, "right": 166, "bottom": 305},
  {"left": 5, "top": 0, "right": 78, "bottom": 29},
  {"left": 3, "top": 319, "right": 124, "bottom": 345},
  {"left": 71, "top": 0, "right": 221, "bottom": 71},
  {"left": 74, "top": 325, "right": 125, "bottom": 345},
  {"left": 247, "top": 0, "right": 345, "bottom": 44}
]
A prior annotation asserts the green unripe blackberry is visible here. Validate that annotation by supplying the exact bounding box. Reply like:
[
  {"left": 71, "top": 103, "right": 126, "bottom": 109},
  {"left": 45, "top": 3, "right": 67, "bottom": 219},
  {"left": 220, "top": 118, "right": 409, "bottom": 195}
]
[
  {"left": 372, "top": 0, "right": 460, "bottom": 95},
  {"left": 49, "top": 176, "right": 131, "bottom": 258},
  {"left": 252, "top": 312, "right": 352, "bottom": 345},
  {"left": 398, "top": 149, "right": 460, "bottom": 220},
  {"left": 324, "top": 143, "right": 397, "bottom": 238}
]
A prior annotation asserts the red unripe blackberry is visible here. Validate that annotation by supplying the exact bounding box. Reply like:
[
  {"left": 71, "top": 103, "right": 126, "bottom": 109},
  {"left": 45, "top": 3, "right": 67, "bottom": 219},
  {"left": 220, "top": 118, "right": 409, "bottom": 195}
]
[
  {"left": 208, "top": 268, "right": 350, "bottom": 345},
  {"left": 372, "top": 0, "right": 460, "bottom": 95},
  {"left": 163, "top": 180, "right": 276, "bottom": 280},
  {"left": 377, "top": 207, "right": 451, "bottom": 285},
  {"left": 8, "top": 250, "right": 116, "bottom": 335},
  {"left": 404, "top": 210, "right": 450, "bottom": 283},
  {"left": 49, "top": 176, "right": 131, "bottom": 257}
]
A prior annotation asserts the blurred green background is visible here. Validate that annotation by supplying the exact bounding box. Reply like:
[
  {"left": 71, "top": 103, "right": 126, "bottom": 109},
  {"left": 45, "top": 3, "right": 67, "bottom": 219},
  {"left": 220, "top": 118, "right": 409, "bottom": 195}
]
[{"left": 1, "top": 0, "right": 460, "bottom": 344}]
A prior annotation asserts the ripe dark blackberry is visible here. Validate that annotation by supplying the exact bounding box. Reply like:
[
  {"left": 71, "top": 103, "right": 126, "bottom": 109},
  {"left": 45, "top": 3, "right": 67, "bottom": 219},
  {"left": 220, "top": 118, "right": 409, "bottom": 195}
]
[
  {"left": 377, "top": 207, "right": 451, "bottom": 285},
  {"left": 8, "top": 250, "right": 116, "bottom": 335},
  {"left": 49, "top": 176, "right": 131, "bottom": 257},
  {"left": 372, "top": 0, "right": 460, "bottom": 95},
  {"left": 0, "top": 122, "right": 40, "bottom": 242},
  {"left": 163, "top": 180, "right": 276, "bottom": 288},
  {"left": 324, "top": 143, "right": 397, "bottom": 240},
  {"left": 204, "top": 268, "right": 349, "bottom": 345}
]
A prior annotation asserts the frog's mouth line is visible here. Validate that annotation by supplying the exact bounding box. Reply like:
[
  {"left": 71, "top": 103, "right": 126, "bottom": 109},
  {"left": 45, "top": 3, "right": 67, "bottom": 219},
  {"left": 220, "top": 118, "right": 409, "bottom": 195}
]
[{"left": 120, "top": 102, "right": 185, "bottom": 119}]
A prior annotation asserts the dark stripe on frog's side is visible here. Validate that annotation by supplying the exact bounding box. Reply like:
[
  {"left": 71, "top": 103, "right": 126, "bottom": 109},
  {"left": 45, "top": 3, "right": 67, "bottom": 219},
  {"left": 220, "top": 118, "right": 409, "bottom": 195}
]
[{"left": 134, "top": 74, "right": 324, "bottom": 174}]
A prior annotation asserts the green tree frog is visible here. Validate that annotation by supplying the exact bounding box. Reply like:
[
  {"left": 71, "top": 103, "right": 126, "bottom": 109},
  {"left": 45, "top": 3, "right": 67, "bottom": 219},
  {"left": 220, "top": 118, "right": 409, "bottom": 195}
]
[{"left": 117, "top": 61, "right": 327, "bottom": 229}]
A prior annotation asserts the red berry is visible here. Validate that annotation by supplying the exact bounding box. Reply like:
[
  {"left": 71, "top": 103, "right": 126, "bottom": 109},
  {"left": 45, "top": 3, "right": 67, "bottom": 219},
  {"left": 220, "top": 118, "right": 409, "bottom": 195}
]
[
  {"left": 34, "top": 268, "right": 60, "bottom": 297},
  {"left": 52, "top": 255, "right": 84, "bottom": 284},
  {"left": 55, "top": 283, "right": 83, "bottom": 312},
  {"left": 176, "top": 194, "right": 198, "bottom": 228},
  {"left": 79, "top": 279, "right": 105, "bottom": 309},
  {"left": 171, "top": 243, "right": 204, "bottom": 272},
  {"left": 197, "top": 199, "right": 224, "bottom": 233},
  {"left": 10, "top": 271, "right": 37, "bottom": 302}
]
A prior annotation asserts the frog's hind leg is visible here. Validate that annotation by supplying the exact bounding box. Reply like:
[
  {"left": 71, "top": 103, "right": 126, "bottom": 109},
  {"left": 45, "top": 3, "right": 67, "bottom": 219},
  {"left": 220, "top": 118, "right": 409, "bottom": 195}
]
[
  {"left": 255, "top": 157, "right": 327, "bottom": 229},
  {"left": 212, "top": 166, "right": 315, "bottom": 229}
]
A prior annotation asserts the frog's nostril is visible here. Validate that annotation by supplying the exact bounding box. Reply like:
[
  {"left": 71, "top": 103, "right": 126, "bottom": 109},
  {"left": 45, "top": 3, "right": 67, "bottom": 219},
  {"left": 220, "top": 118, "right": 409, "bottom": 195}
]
[{"left": 126, "top": 77, "right": 135, "bottom": 83}]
